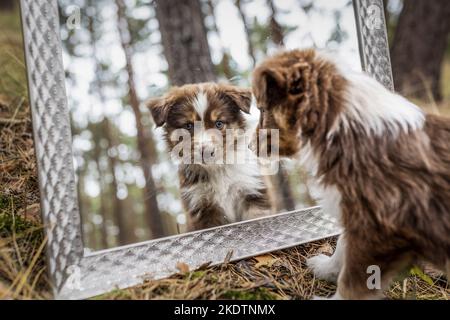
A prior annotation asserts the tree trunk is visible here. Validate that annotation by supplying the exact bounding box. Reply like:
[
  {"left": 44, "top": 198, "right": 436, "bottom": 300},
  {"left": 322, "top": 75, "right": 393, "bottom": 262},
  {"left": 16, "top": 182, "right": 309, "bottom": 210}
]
[
  {"left": 116, "top": 0, "right": 164, "bottom": 239},
  {"left": 391, "top": 0, "right": 450, "bottom": 101},
  {"left": 87, "top": 1, "right": 136, "bottom": 246},
  {"left": 266, "top": 0, "right": 284, "bottom": 46},
  {"left": 86, "top": 5, "right": 110, "bottom": 249},
  {"left": 121, "top": 191, "right": 138, "bottom": 243},
  {"left": 103, "top": 119, "right": 133, "bottom": 245},
  {"left": 77, "top": 169, "right": 97, "bottom": 249},
  {"left": 92, "top": 140, "right": 110, "bottom": 249},
  {"left": 103, "top": 118, "right": 135, "bottom": 245},
  {"left": 154, "top": 0, "right": 216, "bottom": 86},
  {"left": 234, "top": 0, "right": 257, "bottom": 66},
  {"left": 0, "top": 0, "right": 14, "bottom": 11}
]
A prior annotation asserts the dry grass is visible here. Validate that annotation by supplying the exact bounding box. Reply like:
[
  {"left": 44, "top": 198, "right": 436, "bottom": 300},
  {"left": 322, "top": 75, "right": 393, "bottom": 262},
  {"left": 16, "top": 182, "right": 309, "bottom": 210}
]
[
  {"left": 0, "top": 8, "right": 49, "bottom": 300},
  {"left": 95, "top": 239, "right": 450, "bottom": 300},
  {"left": 0, "top": 71, "right": 50, "bottom": 300},
  {"left": 0, "top": 8, "right": 449, "bottom": 300}
]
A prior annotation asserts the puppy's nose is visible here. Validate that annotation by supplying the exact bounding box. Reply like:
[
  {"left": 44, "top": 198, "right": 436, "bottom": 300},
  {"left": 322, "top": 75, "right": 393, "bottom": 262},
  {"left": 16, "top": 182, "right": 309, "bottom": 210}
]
[{"left": 202, "top": 144, "right": 215, "bottom": 157}]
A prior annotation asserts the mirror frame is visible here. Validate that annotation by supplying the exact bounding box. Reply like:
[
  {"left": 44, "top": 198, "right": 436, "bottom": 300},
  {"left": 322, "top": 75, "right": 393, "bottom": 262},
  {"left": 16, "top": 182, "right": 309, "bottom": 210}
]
[{"left": 20, "top": 0, "right": 393, "bottom": 299}]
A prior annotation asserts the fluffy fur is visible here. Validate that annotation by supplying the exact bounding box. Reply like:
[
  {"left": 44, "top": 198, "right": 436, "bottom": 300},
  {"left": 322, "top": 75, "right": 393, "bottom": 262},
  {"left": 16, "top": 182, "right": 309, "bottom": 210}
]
[
  {"left": 252, "top": 49, "right": 450, "bottom": 299},
  {"left": 148, "top": 83, "right": 272, "bottom": 231}
]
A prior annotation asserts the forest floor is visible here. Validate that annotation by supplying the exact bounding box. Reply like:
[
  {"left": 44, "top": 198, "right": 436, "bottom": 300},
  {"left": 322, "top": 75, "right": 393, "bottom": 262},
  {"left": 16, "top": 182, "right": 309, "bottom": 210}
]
[{"left": 0, "top": 10, "right": 449, "bottom": 300}]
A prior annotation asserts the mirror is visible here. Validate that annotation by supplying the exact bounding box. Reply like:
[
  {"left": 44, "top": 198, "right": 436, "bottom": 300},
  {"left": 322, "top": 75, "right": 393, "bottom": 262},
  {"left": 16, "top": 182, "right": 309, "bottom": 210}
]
[{"left": 57, "top": 0, "right": 361, "bottom": 251}]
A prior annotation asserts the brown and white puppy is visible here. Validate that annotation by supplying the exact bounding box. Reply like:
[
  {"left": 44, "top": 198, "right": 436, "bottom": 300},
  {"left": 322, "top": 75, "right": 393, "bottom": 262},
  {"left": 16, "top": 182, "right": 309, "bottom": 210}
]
[
  {"left": 148, "top": 83, "right": 272, "bottom": 232},
  {"left": 252, "top": 49, "right": 450, "bottom": 299}
]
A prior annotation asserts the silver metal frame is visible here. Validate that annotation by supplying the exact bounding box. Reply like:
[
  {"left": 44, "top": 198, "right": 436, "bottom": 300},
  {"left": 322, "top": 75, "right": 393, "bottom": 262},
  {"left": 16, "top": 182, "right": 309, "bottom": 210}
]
[{"left": 20, "top": 0, "right": 393, "bottom": 299}]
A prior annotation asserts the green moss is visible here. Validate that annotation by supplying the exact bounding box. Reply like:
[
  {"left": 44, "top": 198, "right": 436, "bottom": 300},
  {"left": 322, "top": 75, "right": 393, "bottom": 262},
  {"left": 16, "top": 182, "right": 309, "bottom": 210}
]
[
  {"left": 0, "top": 212, "right": 37, "bottom": 236},
  {"left": 0, "top": 195, "right": 10, "bottom": 211},
  {"left": 190, "top": 270, "right": 206, "bottom": 280},
  {"left": 0, "top": 197, "right": 41, "bottom": 239}
]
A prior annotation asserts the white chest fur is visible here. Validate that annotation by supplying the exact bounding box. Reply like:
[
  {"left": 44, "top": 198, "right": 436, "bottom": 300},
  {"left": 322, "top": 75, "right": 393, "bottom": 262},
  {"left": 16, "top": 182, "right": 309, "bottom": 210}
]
[
  {"left": 298, "top": 142, "right": 342, "bottom": 220},
  {"left": 185, "top": 162, "right": 265, "bottom": 222}
]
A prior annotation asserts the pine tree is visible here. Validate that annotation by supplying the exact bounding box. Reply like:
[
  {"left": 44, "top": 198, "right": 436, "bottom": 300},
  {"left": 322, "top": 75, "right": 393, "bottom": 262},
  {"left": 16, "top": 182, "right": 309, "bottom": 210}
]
[
  {"left": 116, "top": 0, "right": 165, "bottom": 238},
  {"left": 391, "top": 0, "right": 450, "bottom": 101}
]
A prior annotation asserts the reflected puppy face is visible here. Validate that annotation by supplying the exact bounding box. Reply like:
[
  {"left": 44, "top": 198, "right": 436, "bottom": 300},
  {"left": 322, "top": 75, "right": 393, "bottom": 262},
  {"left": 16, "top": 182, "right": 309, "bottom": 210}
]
[
  {"left": 252, "top": 49, "right": 346, "bottom": 158},
  {"left": 147, "top": 83, "right": 252, "bottom": 164}
]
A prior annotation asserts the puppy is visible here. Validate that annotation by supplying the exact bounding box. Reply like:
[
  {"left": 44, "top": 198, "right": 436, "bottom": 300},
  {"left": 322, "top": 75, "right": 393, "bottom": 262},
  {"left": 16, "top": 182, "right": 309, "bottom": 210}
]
[
  {"left": 252, "top": 49, "right": 450, "bottom": 299},
  {"left": 148, "top": 83, "right": 272, "bottom": 232}
]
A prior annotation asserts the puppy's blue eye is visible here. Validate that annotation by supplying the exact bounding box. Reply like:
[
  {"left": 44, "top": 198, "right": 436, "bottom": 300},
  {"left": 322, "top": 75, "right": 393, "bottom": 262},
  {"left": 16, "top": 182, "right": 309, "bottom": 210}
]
[
  {"left": 185, "top": 123, "right": 193, "bottom": 130},
  {"left": 215, "top": 120, "right": 224, "bottom": 129}
]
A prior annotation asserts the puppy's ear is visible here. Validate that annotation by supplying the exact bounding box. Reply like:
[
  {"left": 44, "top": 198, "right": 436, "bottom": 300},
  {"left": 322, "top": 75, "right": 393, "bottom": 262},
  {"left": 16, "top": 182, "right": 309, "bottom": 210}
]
[
  {"left": 287, "top": 62, "right": 311, "bottom": 96},
  {"left": 221, "top": 86, "right": 252, "bottom": 114},
  {"left": 146, "top": 97, "right": 170, "bottom": 127},
  {"left": 252, "top": 67, "right": 286, "bottom": 108}
]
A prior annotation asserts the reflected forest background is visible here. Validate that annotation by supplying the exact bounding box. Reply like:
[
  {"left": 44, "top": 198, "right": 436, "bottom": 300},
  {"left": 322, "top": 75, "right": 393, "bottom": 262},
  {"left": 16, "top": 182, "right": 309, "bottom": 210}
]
[{"left": 58, "top": 0, "right": 360, "bottom": 251}]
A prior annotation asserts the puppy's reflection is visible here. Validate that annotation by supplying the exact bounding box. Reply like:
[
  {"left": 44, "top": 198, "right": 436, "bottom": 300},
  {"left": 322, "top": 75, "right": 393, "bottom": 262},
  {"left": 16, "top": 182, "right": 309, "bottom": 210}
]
[{"left": 147, "top": 83, "right": 273, "bottom": 231}]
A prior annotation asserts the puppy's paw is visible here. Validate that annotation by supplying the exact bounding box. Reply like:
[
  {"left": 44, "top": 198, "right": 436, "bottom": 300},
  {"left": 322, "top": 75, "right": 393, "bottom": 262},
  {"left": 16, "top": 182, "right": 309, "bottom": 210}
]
[{"left": 307, "top": 254, "right": 340, "bottom": 283}]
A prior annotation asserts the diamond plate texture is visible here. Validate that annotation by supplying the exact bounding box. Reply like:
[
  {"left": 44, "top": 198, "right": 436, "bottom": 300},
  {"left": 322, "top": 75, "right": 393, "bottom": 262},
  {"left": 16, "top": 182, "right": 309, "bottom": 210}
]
[
  {"left": 20, "top": 0, "right": 393, "bottom": 299},
  {"left": 353, "top": 0, "right": 394, "bottom": 90},
  {"left": 63, "top": 208, "right": 340, "bottom": 299},
  {"left": 20, "top": 0, "right": 84, "bottom": 293}
]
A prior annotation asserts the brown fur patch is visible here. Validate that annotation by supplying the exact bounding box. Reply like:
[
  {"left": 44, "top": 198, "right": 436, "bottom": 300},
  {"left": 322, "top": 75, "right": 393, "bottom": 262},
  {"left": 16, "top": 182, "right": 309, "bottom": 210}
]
[
  {"left": 252, "top": 49, "right": 347, "bottom": 158},
  {"left": 252, "top": 49, "right": 450, "bottom": 299}
]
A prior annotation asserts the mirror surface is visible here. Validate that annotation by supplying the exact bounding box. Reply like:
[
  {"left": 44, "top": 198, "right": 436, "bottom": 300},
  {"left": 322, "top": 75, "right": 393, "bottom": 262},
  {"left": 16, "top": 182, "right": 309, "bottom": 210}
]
[{"left": 58, "top": 0, "right": 361, "bottom": 251}]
